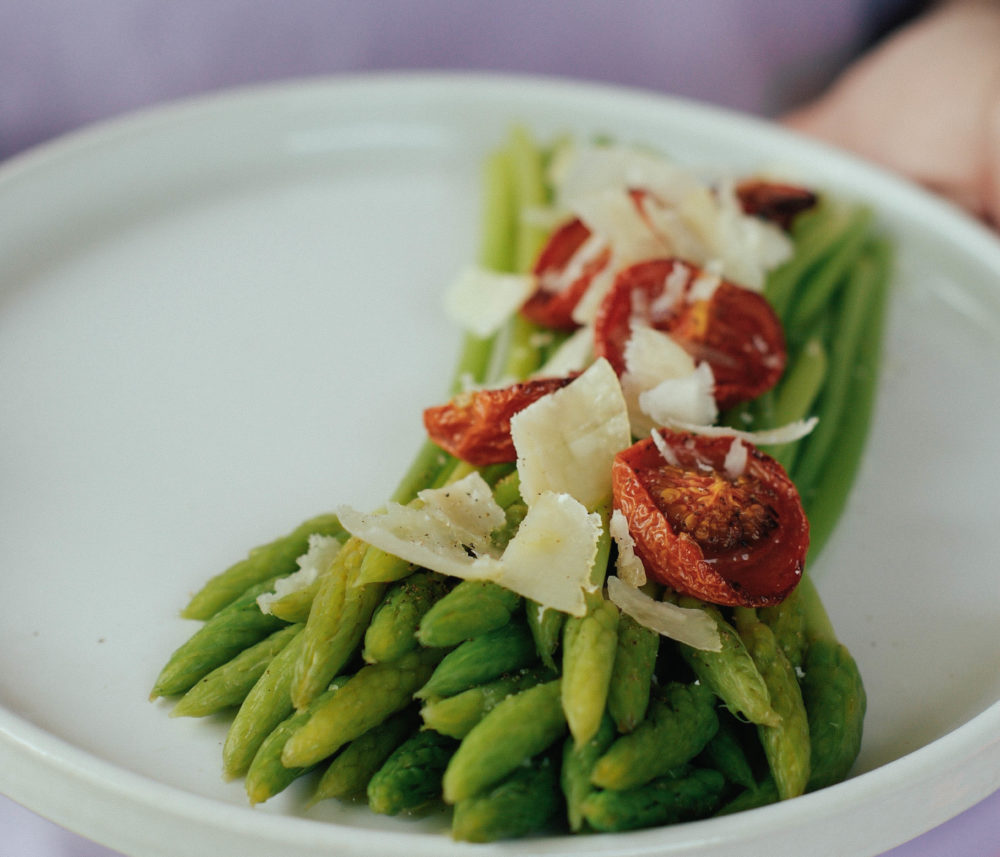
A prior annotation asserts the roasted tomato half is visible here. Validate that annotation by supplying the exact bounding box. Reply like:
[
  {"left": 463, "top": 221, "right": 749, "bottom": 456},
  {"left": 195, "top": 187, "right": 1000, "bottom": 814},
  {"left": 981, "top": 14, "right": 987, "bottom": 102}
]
[
  {"left": 423, "top": 375, "right": 575, "bottom": 466},
  {"left": 520, "top": 217, "right": 611, "bottom": 330},
  {"left": 521, "top": 189, "right": 662, "bottom": 330},
  {"left": 736, "top": 180, "right": 818, "bottom": 230},
  {"left": 593, "top": 258, "right": 786, "bottom": 410},
  {"left": 612, "top": 430, "right": 808, "bottom": 606}
]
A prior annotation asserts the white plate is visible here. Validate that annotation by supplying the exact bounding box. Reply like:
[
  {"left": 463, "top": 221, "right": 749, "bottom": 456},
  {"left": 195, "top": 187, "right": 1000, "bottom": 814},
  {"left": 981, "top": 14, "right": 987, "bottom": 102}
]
[{"left": 1, "top": 74, "right": 998, "bottom": 857}]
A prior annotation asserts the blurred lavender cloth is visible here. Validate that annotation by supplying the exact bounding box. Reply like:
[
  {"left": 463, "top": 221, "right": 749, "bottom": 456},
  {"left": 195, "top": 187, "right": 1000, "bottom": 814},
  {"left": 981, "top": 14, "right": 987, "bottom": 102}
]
[
  {"left": 0, "top": 0, "right": 882, "bottom": 161},
  {"left": 4, "top": 2, "right": 998, "bottom": 857}
]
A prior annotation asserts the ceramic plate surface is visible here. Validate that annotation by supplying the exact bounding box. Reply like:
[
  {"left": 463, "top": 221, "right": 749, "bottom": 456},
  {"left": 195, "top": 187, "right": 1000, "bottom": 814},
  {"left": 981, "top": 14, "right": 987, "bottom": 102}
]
[{"left": 1, "top": 74, "right": 998, "bottom": 857}]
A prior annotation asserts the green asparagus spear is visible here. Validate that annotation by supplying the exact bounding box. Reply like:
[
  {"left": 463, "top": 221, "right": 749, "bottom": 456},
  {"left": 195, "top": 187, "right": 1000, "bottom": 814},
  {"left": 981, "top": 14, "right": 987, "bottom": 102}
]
[
  {"left": 733, "top": 609, "right": 811, "bottom": 801},
  {"left": 182, "top": 514, "right": 344, "bottom": 620},
  {"left": 758, "top": 584, "right": 809, "bottom": 670},
  {"left": 416, "top": 621, "right": 537, "bottom": 700},
  {"left": 451, "top": 754, "right": 562, "bottom": 842},
  {"left": 581, "top": 767, "right": 727, "bottom": 832},
  {"left": 698, "top": 715, "right": 758, "bottom": 791},
  {"left": 802, "top": 638, "right": 866, "bottom": 791},
  {"left": 170, "top": 623, "right": 302, "bottom": 718},
  {"left": 362, "top": 571, "right": 451, "bottom": 663},
  {"left": 420, "top": 666, "right": 555, "bottom": 739},
  {"left": 716, "top": 775, "right": 780, "bottom": 816},
  {"left": 561, "top": 594, "right": 619, "bottom": 748},
  {"left": 264, "top": 580, "right": 320, "bottom": 624},
  {"left": 151, "top": 576, "right": 287, "bottom": 699},
  {"left": 442, "top": 679, "right": 566, "bottom": 804},
  {"left": 793, "top": 241, "right": 885, "bottom": 496},
  {"left": 561, "top": 713, "right": 616, "bottom": 832},
  {"left": 222, "top": 626, "right": 306, "bottom": 779},
  {"left": 561, "top": 503, "right": 616, "bottom": 747},
  {"left": 367, "top": 729, "right": 459, "bottom": 815},
  {"left": 766, "top": 335, "right": 827, "bottom": 474},
  {"left": 591, "top": 682, "right": 719, "bottom": 791},
  {"left": 244, "top": 676, "right": 349, "bottom": 805},
  {"left": 291, "top": 536, "right": 386, "bottom": 709},
  {"left": 785, "top": 206, "right": 874, "bottom": 334},
  {"left": 526, "top": 599, "right": 565, "bottom": 671},
  {"left": 281, "top": 647, "right": 444, "bottom": 769},
  {"left": 764, "top": 199, "right": 852, "bottom": 321},
  {"left": 801, "top": 239, "right": 892, "bottom": 559},
  {"left": 607, "top": 612, "right": 660, "bottom": 734},
  {"left": 448, "top": 145, "right": 516, "bottom": 390},
  {"left": 797, "top": 576, "right": 866, "bottom": 791},
  {"left": 417, "top": 580, "right": 522, "bottom": 648},
  {"left": 677, "top": 599, "right": 780, "bottom": 728},
  {"left": 310, "top": 708, "right": 419, "bottom": 804}
]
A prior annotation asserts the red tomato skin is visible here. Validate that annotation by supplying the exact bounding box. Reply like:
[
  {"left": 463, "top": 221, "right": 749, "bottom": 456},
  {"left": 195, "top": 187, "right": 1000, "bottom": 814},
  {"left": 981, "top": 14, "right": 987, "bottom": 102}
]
[
  {"left": 612, "top": 431, "right": 808, "bottom": 607},
  {"left": 423, "top": 376, "right": 574, "bottom": 466},
  {"left": 593, "top": 258, "right": 786, "bottom": 410},
  {"left": 520, "top": 218, "right": 610, "bottom": 330}
]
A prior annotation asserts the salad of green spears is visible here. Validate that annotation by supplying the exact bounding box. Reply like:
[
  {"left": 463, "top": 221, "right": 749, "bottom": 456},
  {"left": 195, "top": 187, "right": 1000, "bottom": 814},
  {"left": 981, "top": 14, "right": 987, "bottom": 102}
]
[{"left": 152, "top": 125, "right": 889, "bottom": 842}]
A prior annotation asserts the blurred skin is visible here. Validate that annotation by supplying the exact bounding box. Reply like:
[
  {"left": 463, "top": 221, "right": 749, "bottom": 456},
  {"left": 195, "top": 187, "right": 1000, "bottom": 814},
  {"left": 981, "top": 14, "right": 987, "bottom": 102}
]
[{"left": 786, "top": 0, "right": 1000, "bottom": 227}]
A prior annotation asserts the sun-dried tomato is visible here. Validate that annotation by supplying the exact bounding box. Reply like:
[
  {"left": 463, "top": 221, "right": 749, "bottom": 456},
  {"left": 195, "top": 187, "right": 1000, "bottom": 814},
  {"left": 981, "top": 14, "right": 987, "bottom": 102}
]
[
  {"left": 593, "top": 258, "right": 786, "bottom": 410},
  {"left": 736, "top": 179, "right": 818, "bottom": 230},
  {"left": 612, "top": 429, "right": 808, "bottom": 606},
  {"left": 519, "top": 217, "right": 611, "bottom": 330},
  {"left": 423, "top": 375, "right": 575, "bottom": 466}
]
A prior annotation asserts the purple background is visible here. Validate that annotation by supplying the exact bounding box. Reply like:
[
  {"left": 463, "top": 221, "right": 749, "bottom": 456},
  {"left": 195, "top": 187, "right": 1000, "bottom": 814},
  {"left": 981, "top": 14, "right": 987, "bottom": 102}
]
[{"left": 2, "top": 2, "right": 997, "bottom": 855}]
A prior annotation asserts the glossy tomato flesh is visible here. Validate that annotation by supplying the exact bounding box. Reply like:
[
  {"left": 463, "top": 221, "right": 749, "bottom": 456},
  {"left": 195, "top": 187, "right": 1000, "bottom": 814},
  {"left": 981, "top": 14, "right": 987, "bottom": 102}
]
[
  {"left": 612, "top": 430, "right": 808, "bottom": 606},
  {"left": 593, "top": 258, "right": 786, "bottom": 410},
  {"left": 423, "top": 376, "right": 575, "bottom": 466}
]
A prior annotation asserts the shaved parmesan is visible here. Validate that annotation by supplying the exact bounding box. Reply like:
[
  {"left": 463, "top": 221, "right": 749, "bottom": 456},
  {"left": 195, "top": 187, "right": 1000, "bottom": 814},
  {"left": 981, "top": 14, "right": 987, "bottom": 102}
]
[
  {"left": 550, "top": 143, "right": 794, "bottom": 293},
  {"left": 661, "top": 416, "right": 819, "bottom": 446},
  {"left": 637, "top": 363, "right": 718, "bottom": 434},
  {"left": 723, "top": 437, "right": 750, "bottom": 479},
  {"left": 511, "top": 358, "right": 631, "bottom": 509},
  {"left": 689, "top": 259, "right": 724, "bottom": 302},
  {"left": 257, "top": 534, "right": 342, "bottom": 615},
  {"left": 444, "top": 265, "right": 535, "bottom": 338},
  {"left": 606, "top": 576, "right": 722, "bottom": 651},
  {"left": 624, "top": 323, "right": 695, "bottom": 381},
  {"left": 537, "top": 232, "right": 608, "bottom": 296},
  {"left": 551, "top": 144, "right": 702, "bottom": 213},
  {"left": 574, "top": 189, "right": 670, "bottom": 264},
  {"left": 570, "top": 262, "right": 617, "bottom": 326},
  {"left": 335, "top": 473, "right": 601, "bottom": 616},
  {"left": 490, "top": 491, "right": 604, "bottom": 616},
  {"left": 610, "top": 509, "right": 646, "bottom": 586},
  {"left": 650, "top": 428, "right": 680, "bottom": 466},
  {"left": 620, "top": 324, "right": 718, "bottom": 435}
]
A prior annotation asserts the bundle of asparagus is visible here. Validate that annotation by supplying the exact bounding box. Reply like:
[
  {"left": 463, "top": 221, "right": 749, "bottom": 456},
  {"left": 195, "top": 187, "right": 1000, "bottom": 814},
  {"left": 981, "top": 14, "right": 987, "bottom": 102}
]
[{"left": 151, "top": 125, "right": 888, "bottom": 841}]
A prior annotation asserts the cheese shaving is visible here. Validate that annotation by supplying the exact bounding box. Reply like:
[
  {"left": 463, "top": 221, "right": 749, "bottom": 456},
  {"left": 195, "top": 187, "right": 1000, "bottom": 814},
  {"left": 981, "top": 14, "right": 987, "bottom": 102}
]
[
  {"left": 606, "top": 576, "right": 722, "bottom": 651},
  {"left": 723, "top": 437, "right": 750, "bottom": 479},
  {"left": 636, "top": 363, "right": 718, "bottom": 435},
  {"left": 609, "top": 509, "right": 646, "bottom": 586},
  {"left": 257, "top": 534, "right": 342, "bottom": 615},
  {"left": 444, "top": 264, "right": 535, "bottom": 338},
  {"left": 550, "top": 143, "right": 794, "bottom": 293},
  {"left": 335, "top": 473, "right": 601, "bottom": 617},
  {"left": 512, "top": 357, "right": 631, "bottom": 510},
  {"left": 661, "top": 416, "right": 819, "bottom": 446},
  {"left": 621, "top": 324, "right": 718, "bottom": 435}
]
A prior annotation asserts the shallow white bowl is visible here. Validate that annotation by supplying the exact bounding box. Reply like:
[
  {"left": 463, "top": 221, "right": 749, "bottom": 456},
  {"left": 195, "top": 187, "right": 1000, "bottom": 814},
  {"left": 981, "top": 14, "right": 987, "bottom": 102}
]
[{"left": 1, "top": 73, "right": 998, "bottom": 857}]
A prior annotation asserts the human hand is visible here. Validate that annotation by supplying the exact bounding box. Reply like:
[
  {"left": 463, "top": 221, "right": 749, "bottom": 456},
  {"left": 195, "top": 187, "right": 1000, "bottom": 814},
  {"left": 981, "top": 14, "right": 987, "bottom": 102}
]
[{"left": 785, "top": 0, "right": 1000, "bottom": 227}]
